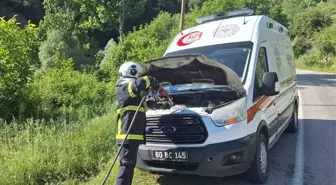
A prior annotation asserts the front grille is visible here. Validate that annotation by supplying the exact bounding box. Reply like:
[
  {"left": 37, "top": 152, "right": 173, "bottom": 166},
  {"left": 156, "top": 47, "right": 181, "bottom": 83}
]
[
  {"left": 146, "top": 161, "right": 198, "bottom": 171},
  {"left": 145, "top": 115, "right": 208, "bottom": 144}
]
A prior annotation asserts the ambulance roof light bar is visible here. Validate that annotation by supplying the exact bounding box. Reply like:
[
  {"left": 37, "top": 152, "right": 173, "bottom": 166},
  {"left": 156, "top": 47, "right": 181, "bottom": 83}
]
[{"left": 196, "top": 9, "right": 255, "bottom": 24}]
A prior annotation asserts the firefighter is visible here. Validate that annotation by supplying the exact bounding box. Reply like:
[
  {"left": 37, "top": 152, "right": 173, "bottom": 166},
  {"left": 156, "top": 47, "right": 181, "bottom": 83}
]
[{"left": 114, "top": 61, "right": 159, "bottom": 185}]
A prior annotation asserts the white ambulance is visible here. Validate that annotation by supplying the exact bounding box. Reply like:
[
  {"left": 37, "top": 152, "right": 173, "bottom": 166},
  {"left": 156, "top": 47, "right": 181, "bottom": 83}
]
[{"left": 137, "top": 9, "right": 299, "bottom": 184}]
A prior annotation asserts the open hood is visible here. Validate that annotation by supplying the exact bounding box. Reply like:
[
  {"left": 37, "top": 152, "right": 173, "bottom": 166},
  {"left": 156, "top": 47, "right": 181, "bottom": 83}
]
[{"left": 140, "top": 54, "right": 246, "bottom": 95}]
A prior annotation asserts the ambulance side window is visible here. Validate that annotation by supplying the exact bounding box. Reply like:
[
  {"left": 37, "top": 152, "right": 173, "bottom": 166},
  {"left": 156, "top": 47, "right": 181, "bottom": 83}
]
[{"left": 253, "top": 47, "right": 268, "bottom": 102}]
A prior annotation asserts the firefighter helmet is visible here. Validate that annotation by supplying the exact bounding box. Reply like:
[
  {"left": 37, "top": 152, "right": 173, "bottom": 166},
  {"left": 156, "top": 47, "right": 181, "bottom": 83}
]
[{"left": 118, "top": 61, "right": 143, "bottom": 78}]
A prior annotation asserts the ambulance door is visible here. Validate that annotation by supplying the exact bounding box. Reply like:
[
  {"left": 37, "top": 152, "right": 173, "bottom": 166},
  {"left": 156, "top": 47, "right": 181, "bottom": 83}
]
[
  {"left": 253, "top": 42, "right": 278, "bottom": 143},
  {"left": 273, "top": 40, "right": 296, "bottom": 133}
]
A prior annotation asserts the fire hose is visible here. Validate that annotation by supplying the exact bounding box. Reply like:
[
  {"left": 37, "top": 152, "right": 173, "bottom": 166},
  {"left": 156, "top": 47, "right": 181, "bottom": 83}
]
[{"left": 101, "top": 95, "right": 147, "bottom": 185}]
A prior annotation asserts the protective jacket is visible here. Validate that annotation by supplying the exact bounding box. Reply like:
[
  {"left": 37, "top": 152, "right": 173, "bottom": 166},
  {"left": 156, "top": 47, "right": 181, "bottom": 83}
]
[{"left": 115, "top": 76, "right": 157, "bottom": 145}]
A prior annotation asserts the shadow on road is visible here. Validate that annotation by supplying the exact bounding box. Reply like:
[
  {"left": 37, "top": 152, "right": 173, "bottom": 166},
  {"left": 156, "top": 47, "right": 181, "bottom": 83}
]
[
  {"left": 299, "top": 119, "right": 336, "bottom": 185},
  {"left": 297, "top": 73, "right": 336, "bottom": 87}
]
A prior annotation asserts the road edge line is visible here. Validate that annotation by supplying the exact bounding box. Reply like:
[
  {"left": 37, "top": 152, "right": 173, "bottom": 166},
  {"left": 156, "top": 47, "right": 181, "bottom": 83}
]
[{"left": 291, "top": 89, "right": 305, "bottom": 185}]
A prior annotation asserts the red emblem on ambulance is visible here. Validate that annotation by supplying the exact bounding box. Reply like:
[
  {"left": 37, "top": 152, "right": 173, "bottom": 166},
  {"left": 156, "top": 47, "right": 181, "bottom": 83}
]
[{"left": 177, "top": 31, "right": 203, "bottom": 46}]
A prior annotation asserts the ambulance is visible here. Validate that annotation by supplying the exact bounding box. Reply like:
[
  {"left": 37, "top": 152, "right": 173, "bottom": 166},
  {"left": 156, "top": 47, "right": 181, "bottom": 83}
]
[{"left": 137, "top": 9, "right": 299, "bottom": 184}]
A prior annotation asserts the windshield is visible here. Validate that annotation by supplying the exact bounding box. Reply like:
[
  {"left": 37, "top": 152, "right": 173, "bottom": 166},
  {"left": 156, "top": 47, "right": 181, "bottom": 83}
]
[{"left": 164, "top": 42, "right": 253, "bottom": 83}]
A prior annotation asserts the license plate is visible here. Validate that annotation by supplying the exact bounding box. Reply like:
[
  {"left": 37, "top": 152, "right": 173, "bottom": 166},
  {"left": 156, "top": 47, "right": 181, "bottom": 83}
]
[{"left": 152, "top": 151, "right": 188, "bottom": 162}]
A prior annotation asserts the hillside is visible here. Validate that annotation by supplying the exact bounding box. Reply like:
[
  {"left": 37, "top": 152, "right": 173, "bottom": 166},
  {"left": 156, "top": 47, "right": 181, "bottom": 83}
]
[{"left": 0, "top": 0, "right": 336, "bottom": 184}]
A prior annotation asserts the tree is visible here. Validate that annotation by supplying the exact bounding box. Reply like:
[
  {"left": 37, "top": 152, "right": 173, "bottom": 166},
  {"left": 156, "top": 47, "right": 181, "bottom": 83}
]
[
  {"left": 129, "top": 0, "right": 180, "bottom": 32},
  {"left": 198, "top": 0, "right": 287, "bottom": 25},
  {"left": 39, "top": 0, "right": 148, "bottom": 66},
  {"left": 40, "top": 0, "right": 147, "bottom": 40},
  {"left": 291, "top": 7, "right": 332, "bottom": 38},
  {"left": 0, "top": 16, "right": 39, "bottom": 120},
  {"left": 38, "top": 29, "right": 89, "bottom": 71},
  {"left": 96, "top": 38, "right": 118, "bottom": 67},
  {"left": 100, "top": 12, "right": 180, "bottom": 73},
  {"left": 282, "top": 0, "right": 325, "bottom": 22}
]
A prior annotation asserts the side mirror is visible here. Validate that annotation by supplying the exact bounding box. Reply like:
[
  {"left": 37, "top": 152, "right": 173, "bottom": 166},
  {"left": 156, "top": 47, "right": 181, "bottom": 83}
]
[{"left": 262, "top": 72, "right": 279, "bottom": 96}]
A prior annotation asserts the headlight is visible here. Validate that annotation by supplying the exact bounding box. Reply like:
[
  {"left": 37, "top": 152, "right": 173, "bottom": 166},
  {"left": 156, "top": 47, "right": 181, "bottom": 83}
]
[{"left": 210, "top": 97, "right": 247, "bottom": 126}]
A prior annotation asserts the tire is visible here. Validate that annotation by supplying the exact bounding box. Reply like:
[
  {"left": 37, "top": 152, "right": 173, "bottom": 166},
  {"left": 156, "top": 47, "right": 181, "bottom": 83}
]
[
  {"left": 287, "top": 104, "right": 298, "bottom": 133},
  {"left": 246, "top": 133, "right": 269, "bottom": 184}
]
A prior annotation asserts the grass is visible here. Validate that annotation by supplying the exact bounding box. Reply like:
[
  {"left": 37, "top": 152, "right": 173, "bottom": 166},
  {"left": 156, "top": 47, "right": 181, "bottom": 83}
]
[
  {"left": 0, "top": 111, "right": 116, "bottom": 185},
  {"left": 296, "top": 61, "right": 336, "bottom": 73},
  {"left": 295, "top": 56, "right": 336, "bottom": 74}
]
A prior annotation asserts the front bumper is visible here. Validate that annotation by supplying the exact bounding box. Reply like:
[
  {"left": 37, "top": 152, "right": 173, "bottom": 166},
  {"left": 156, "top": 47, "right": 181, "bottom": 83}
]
[{"left": 136, "top": 133, "right": 256, "bottom": 177}]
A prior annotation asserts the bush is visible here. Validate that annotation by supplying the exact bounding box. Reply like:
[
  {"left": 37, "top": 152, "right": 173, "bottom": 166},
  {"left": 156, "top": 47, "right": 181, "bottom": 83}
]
[
  {"left": 313, "top": 24, "right": 336, "bottom": 56},
  {"left": 297, "top": 49, "right": 335, "bottom": 70},
  {"left": 293, "top": 36, "right": 312, "bottom": 57},
  {"left": 298, "top": 49, "right": 323, "bottom": 67},
  {"left": 0, "top": 16, "right": 39, "bottom": 121},
  {"left": 296, "top": 51, "right": 336, "bottom": 73},
  {"left": 29, "top": 55, "right": 114, "bottom": 122}
]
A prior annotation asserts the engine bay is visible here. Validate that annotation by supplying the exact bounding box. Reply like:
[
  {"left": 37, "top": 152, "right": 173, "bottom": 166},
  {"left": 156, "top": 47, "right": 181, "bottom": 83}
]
[
  {"left": 140, "top": 54, "right": 247, "bottom": 114},
  {"left": 146, "top": 83, "right": 241, "bottom": 113}
]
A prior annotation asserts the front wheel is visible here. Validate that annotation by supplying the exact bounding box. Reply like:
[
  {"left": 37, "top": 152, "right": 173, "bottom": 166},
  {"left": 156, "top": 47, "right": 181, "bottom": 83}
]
[{"left": 246, "top": 133, "right": 269, "bottom": 184}]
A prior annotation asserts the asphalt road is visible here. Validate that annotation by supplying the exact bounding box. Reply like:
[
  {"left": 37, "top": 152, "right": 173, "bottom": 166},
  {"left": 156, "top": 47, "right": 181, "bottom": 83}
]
[{"left": 156, "top": 69, "right": 336, "bottom": 185}]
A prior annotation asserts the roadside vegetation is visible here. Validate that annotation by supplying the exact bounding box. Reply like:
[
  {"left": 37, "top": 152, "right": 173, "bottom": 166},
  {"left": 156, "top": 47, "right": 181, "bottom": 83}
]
[
  {"left": 290, "top": 1, "right": 336, "bottom": 73},
  {"left": 0, "top": 0, "right": 336, "bottom": 185}
]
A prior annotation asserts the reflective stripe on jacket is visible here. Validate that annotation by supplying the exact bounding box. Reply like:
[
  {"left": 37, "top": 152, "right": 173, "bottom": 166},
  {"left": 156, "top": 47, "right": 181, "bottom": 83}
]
[{"left": 115, "top": 76, "right": 153, "bottom": 144}]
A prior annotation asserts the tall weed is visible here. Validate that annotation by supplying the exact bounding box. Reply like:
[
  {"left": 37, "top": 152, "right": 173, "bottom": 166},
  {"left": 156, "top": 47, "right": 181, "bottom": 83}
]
[{"left": 0, "top": 112, "right": 116, "bottom": 185}]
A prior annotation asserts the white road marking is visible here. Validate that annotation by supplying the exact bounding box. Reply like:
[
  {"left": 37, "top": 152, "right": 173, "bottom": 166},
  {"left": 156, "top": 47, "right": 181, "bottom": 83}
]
[{"left": 292, "top": 89, "right": 305, "bottom": 185}]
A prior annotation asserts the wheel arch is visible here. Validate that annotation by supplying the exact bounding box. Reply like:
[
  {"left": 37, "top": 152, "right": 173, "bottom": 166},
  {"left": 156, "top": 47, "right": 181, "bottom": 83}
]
[
  {"left": 294, "top": 95, "right": 299, "bottom": 110},
  {"left": 257, "top": 120, "right": 269, "bottom": 143}
]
